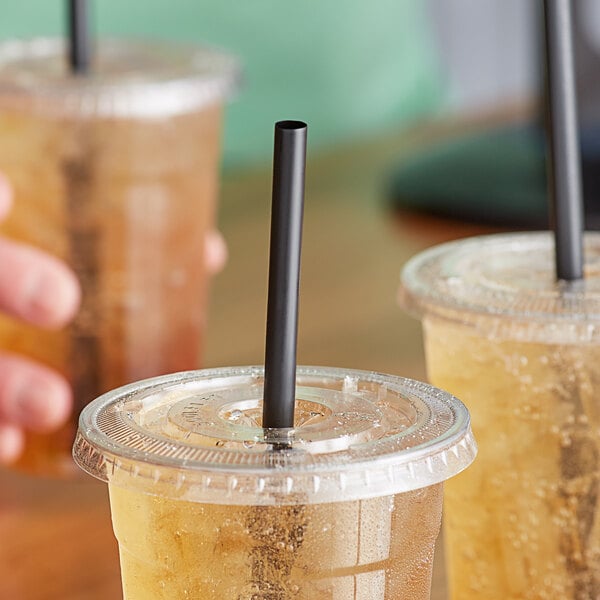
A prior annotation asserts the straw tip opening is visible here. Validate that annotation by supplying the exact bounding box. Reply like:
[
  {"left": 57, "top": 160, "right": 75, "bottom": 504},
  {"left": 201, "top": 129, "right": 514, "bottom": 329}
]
[{"left": 276, "top": 120, "right": 307, "bottom": 131}]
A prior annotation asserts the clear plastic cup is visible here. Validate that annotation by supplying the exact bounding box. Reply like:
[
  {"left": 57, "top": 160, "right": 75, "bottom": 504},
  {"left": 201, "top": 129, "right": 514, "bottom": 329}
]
[
  {"left": 73, "top": 365, "right": 475, "bottom": 599},
  {"left": 400, "top": 232, "right": 600, "bottom": 599},
  {"left": 0, "top": 38, "right": 239, "bottom": 476}
]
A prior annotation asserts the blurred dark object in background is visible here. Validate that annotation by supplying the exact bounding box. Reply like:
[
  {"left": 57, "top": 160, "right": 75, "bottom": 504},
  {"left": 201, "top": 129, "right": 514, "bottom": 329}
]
[
  {"left": 389, "top": 123, "right": 600, "bottom": 230},
  {"left": 389, "top": 125, "right": 546, "bottom": 229},
  {"left": 390, "top": 0, "right": 600, "bottom": 231}
]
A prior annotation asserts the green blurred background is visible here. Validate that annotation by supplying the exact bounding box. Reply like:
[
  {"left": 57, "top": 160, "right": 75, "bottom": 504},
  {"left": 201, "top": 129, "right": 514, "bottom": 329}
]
[{"left": 0, "top": 1, "right": 444, "bottom": 168}]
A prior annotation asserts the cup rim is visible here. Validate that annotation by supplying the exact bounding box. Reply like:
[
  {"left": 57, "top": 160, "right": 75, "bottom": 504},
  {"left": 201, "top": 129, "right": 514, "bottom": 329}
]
[
  {"left": 400, "top": 232, "right": 600, "bottom": 340},
  {"left": 73, "top": 365, "right": 476, "bottom": 505},
  {"left": 0, "top": 37, "right": 241, "bottom": 118}
]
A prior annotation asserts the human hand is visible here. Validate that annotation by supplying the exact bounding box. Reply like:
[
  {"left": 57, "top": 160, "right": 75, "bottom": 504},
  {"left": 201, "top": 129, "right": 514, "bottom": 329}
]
[
  {"left": 0, "top": 174, "right": 228, "bottom": 465},
  {"left": 0, "top": 175, "right": 80, "bottom": 464}
]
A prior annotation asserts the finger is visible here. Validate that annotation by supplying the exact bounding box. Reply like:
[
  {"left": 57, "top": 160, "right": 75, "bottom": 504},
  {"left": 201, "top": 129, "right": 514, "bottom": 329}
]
[
  {"left": 0, "top": 173, "right": 13, "bottom": 221},
  {"left": 0, "top": 354, "right": 72, "bottom": 433},
  {"left": 0, "top": 237, "right": 81, "bottom": 328},
  {"left": 205, "top": 230, "right": 228, "bottom": 276},
  {"left": 0, "top": 423, "right": 24, "bottom": 465}
]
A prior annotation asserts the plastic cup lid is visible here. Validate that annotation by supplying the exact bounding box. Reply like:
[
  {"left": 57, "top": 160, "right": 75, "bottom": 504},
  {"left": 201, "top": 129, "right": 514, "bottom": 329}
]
[
  {"left": 0, "top": 38, "right": 240, "bottom": 118},
  {"left": 73, "top": 366, "right": 476, "bottom": 505},
  {"left": 400, "top": 232, "right": 600, "bottom": 341}
]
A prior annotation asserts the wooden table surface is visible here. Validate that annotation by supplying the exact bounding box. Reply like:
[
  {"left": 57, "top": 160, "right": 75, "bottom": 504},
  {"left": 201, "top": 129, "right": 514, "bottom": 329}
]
[{"left": 0, "top": 116, "right": 510, "bottom": 599}]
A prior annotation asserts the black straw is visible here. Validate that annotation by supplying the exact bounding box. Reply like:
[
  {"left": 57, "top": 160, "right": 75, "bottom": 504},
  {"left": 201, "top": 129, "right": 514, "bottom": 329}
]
[
  {"left": 263, "top": 121, "right": 307, "bottom": 430},
  {"left": 68, "top": 0, "right": 92, "bottom": 75},
  {"left": 543, "top": 0, "right": 584, "bottom": 281}
]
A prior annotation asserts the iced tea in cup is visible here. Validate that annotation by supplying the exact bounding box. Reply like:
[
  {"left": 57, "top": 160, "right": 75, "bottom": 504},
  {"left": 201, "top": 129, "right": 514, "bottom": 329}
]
[
  {"left": 400, "top": 232, "right": 600, "bottom": 599},
  {"left": 73, "top": 366, "right": 475, "bottom": 599},
  {"left": 0, "top": 39, "right": 239, "bottom": 476}
]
